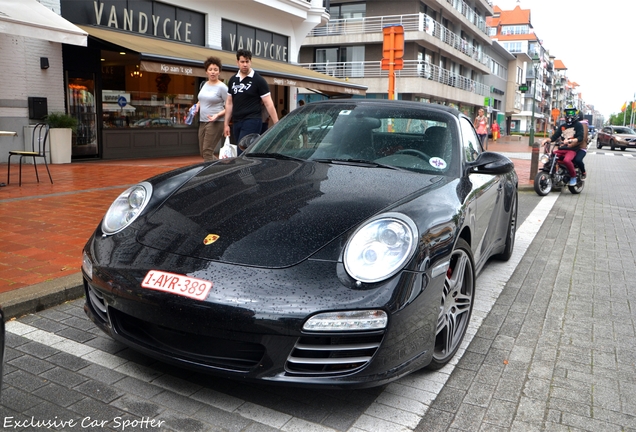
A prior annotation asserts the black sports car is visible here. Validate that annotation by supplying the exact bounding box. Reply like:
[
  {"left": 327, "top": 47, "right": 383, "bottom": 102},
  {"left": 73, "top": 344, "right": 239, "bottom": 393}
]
[{"left": 82, "top": 100, "right": 518, "bottom": 388}]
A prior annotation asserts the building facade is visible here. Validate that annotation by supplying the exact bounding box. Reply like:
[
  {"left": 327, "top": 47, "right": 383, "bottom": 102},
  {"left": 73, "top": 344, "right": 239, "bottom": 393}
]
[
  {"left": 298, "top": 0, "right": 496, "bottom": 120},
  {"left": 1, "top": 0, "right": 365, "bottom": 163}
]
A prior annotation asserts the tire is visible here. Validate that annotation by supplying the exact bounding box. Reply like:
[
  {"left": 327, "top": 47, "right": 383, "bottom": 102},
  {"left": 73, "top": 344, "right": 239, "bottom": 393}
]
[
  {"left": 534, "top": 171, "right": 552, "bottom": 196},
  {"left": 494, "top": 192, "right": 517, "bottom": 261},
  {"left": 427, "top": 238, "right": 475, "bottom": 370},
  {"left": 610, "top": 140, "right": 615, "bottom": 151},
  {"left": 597, "top": 140, "right": 602, "bottom": 149},
  {"left": 620, "top": 147, "right": 626, "bottom": 151},
  {"left": 568, "top": 170, "right": 585, "bottom": 194}
]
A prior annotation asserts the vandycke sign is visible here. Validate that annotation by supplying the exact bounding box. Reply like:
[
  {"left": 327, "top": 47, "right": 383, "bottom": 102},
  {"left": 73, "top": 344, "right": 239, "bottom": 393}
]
[
  {"left": 222, "top": 20, "right": 289, "bottom": 63},
  {"left": 61, "top": 0, "right": 206, "bottom": 46}
]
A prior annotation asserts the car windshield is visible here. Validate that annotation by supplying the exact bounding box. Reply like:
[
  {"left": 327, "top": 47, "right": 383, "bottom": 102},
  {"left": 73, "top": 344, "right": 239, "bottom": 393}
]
[
  {"left": 613, "top": 127, "right": 635, "bottom": 134},
  {"left": 245, "top": 102, "right": 458, "bottom": 175}
]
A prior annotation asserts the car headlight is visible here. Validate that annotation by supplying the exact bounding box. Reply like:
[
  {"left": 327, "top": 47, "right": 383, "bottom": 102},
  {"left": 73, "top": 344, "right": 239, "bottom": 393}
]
[
  {"left": 101, "top": 182, "right": 152, "bottom": 235},
  {"left": 344, "top": 213, "right": 418, "bottom": 283}
]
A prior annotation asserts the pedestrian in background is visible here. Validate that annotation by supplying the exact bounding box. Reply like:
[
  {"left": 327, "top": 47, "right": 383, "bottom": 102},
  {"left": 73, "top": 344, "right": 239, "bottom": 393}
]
[
  {"left": 474, "top": 108, "right": 489, "bottom": 147},
  {"left": 261, "top": 102, "right": 270, "bottom": 134},
  {"left": 492, "top": 121, "right": 500, "bottom": 142},
  {"left": 224, "top": 49, "right": 278, "bottom": 148},
  {"left": 194, "top": 56, "right": 227, "bottom": 161}
]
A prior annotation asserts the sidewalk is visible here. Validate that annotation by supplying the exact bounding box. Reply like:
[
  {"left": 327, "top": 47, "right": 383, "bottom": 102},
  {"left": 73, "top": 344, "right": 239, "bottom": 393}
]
[{"left": 0, "top": 139, "right": 533, "bottom": 318}]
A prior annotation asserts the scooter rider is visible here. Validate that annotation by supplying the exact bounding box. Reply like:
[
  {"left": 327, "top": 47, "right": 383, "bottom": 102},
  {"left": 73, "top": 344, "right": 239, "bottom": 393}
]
[{"left": 543, "top": 104, "right": 585, "bottom": 186}]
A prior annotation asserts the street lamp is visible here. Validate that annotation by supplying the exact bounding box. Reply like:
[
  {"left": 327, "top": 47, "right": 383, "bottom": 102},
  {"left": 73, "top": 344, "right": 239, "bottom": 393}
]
[
  {"left": 528, "top": 54, "right": 541, "bottom": 181},
  {"left": 528, "top": 54, "right": 540, "bottom": 146}
]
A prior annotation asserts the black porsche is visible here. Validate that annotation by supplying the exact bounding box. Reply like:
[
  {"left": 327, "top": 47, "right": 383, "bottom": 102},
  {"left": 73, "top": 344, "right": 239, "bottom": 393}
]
[{"left": 82, "top": 100, "right": 518, "bottom": 388}]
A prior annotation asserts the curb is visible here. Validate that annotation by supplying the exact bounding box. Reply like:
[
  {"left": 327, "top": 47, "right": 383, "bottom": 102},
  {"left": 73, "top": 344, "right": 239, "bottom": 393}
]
[{"left": 0, "top": 273, "right": 85, "bottom": 320}]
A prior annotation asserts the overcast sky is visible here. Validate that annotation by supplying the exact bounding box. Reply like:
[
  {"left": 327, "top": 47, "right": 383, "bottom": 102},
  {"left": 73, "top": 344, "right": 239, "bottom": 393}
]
[{"left": 492, "top": 0, "right": 634, "bottom": 120}]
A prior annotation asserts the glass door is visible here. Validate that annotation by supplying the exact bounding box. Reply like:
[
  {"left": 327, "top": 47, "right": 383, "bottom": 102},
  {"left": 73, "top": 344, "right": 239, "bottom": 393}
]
[{"left": 67, "top": 74, "right": 98, "bottom": 158}]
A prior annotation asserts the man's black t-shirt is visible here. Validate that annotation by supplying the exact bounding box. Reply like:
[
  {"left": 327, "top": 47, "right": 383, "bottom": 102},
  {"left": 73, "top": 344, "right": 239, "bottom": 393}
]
[{"left": 227, "top": 70, "right": 271, "bottom": 122}]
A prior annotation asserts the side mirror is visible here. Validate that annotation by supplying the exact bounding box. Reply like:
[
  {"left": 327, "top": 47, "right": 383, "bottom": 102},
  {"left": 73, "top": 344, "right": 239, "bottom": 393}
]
[
  {"left": 238, "top": 133, "right": 260, "bottom": 151},
  {"left": 466, "top": 151, "right": 514, "bottom": 175}
]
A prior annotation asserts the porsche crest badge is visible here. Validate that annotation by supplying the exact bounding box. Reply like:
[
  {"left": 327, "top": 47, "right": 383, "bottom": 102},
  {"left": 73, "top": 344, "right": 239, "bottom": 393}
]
[{"left": 203, "top": 234, "right": 220, "bottom": 245}]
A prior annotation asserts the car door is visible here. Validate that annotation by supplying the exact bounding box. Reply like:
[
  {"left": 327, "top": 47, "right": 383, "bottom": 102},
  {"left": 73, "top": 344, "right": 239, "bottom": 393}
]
[{"left": 459, "top": 116, "right": 502, "bottom": 268}]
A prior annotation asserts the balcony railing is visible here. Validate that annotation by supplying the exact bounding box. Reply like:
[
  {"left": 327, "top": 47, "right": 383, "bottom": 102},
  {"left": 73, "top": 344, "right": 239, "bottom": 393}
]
[
  {"left": 298, "top": 60, "right": 490, "bottom": 96},
  {"left": 443, "top": 0, "right": 488, "bottom": 33},
  {"left": 308, "top": 13, "right": 492, "bottom": 67}
]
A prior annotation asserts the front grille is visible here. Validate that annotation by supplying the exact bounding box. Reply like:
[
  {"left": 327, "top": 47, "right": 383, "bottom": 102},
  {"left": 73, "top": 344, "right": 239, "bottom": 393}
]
[
  {"left": 110, "top": 309, "right": 265, "bottom": 372},
  {"left": 285, "top": 331, "right": 384, "bottom": 376}
]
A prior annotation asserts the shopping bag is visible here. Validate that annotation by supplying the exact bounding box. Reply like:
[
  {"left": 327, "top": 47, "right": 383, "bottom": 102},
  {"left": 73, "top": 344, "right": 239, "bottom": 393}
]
[
  {"left": 185, "top": 105, "right": 197, "bottom": 125},
  {"left": 219, "top": 136, "right": 237, "bottom": 159}
]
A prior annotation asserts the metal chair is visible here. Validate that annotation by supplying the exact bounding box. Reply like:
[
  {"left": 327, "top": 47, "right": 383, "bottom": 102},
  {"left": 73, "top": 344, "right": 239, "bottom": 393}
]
[{"left": 7, "top": 123, "right": 53, "bottom": 186}]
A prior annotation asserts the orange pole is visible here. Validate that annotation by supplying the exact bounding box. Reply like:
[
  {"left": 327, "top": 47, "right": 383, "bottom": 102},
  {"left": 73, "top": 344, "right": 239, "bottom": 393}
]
[{"left": 388, "top": 30, "right": 395, "bottom": 100}]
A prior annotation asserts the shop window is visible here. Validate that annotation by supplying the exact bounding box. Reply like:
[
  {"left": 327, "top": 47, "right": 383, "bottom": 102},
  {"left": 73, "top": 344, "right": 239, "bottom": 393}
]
[{"left": 101, "top": 51, "right": 198, "bottom": 129}]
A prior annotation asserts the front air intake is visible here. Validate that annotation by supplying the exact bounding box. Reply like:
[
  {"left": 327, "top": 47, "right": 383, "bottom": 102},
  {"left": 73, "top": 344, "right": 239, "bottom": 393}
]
[{"left": 285, "top": 331, "right": 384, "bottom": 376}]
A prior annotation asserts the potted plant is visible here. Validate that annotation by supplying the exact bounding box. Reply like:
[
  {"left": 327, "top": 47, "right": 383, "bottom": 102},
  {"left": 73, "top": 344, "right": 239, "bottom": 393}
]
[{"left": 45, "top": 112, "right": 78, "bottom": 164}]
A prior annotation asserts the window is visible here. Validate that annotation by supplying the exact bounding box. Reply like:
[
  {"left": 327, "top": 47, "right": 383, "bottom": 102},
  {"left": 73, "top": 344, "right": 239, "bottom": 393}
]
[
  {"left": 100, "top": 50, "right": 196, "bottom": 129},
  {"left": 501, "top": 25, "right": 529, "bottom": 35},
  {"left": 502, "top": 42, "right": 523, "bottom": 53},
  {"left": 329, "top": 3, "right": 366, "bottom": 19},
  {"left": 460, "top": 117, "right": 481, "bottom": 162}
]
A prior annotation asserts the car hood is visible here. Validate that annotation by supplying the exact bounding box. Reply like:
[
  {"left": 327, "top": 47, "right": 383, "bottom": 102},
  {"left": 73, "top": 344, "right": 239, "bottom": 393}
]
[{"left": 137, "top": 157, "right": 439, "bottom": 268}]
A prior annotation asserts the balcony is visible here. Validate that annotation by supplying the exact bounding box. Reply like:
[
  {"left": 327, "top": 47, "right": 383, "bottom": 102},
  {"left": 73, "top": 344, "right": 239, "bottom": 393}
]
[
  {"left": 307, "top": 13, "right": 492, "bottom": 68},
  {"left": 298, "top": 59, "right": 490, "bottom": 96},
  {"left": 442, "top": 0, "right": 490, "bottom": 34}
]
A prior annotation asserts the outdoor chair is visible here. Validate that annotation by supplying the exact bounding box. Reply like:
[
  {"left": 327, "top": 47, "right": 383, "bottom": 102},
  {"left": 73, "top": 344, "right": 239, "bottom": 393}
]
[{"left": 7, "top": 123, "right": 53, "bottom": 186}]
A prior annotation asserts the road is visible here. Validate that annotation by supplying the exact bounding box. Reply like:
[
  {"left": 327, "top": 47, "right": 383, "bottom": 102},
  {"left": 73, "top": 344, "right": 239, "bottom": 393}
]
[{"left": 2, "top": 144, "right": 634, "bottom": 431}]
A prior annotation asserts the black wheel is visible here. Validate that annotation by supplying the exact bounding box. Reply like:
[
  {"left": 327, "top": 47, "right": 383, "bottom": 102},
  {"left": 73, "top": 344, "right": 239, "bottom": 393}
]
[
  {"left": 620, "top": 147, "right": 626, "bottom": 151},
  {"left": 596, "top": 140, "right": 602, "bottom": 149},
  {"left": 534, "top": 171, "right": 552, "bottom": 196},
  {"left": 494, "top": 192, "right": 517, "bottom": 261},
  {"left": 427, "top": 238, "right": 475, "bottom": 370},
  {"left": 610, "top": 140, "right": 615, "bottom": 151},
  {"left": 568, "top": 171, "right": 585, "bottom": 194}
]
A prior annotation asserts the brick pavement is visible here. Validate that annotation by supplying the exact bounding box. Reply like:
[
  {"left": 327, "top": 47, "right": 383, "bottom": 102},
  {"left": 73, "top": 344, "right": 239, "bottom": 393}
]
[{"left": 415, "top": 149, "right": 636, "bottom": 431}]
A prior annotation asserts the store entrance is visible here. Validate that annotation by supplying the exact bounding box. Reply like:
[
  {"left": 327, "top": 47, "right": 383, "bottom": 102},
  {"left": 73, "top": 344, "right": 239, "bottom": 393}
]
[{"left": 67, "top": 73, "right": 99, "bottom": 158}]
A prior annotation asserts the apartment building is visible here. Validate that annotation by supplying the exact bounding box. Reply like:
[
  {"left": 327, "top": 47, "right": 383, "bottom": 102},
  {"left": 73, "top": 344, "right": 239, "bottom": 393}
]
[{"left": 298, "top": 0, "right": 496, "bottom": 120}]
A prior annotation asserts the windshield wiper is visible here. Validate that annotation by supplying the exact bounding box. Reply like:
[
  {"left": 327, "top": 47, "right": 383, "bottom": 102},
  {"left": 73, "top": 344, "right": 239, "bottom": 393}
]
[
  {"left": 311, "top": 158, "right": 401, "bottom": 170},
  {"left": 245, "top": 152, "right": 305, "bottom": 162}
]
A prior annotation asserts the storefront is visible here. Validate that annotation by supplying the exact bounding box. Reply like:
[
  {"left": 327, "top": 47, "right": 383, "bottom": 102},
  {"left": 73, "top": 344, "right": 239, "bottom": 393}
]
[{"left": 59, "top": 0, "right": 366, "bottom": 160}]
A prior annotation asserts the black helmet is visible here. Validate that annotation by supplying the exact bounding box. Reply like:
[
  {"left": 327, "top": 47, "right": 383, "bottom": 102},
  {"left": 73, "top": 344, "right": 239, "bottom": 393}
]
[{"left": 564, "top": 104, "right": 578, "bottom": 126}]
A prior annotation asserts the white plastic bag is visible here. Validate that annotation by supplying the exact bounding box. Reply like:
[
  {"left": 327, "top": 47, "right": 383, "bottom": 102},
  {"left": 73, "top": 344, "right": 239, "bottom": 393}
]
[
  {"left": 185, "top": 105, "right": 197, "bottom": 125},
  {"left": 219, "top": 136, "right": 237, "bottom": 159}
]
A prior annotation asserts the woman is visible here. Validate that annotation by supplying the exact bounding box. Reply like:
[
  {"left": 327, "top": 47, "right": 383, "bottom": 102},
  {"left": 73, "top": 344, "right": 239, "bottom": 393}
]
[
  {"left": 194, "top": 57, "right": 228, "bottom": 161},
  {"left": 474, "top": 108, "right": 489, "bottom": 147}
]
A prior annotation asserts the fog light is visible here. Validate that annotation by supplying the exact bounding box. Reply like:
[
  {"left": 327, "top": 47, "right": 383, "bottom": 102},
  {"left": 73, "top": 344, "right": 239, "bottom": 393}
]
[
  {"left": 303, "top": 310, "right": 388, "bottom": 331},
  {"left": 82, "top": 251, "right": 93, "bottom": 280}
]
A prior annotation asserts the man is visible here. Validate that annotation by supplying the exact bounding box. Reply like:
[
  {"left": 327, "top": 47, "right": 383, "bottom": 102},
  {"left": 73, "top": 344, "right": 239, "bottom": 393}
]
[
  {"left": 224, "top": 49, "right": 278, "bottom": 148},
  {"left": 543, "top": 104, "right": 584, "bottom": 186}
]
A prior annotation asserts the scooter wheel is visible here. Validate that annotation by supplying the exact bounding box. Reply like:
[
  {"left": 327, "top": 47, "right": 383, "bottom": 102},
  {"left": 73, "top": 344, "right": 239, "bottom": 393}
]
[{"left": 534, "top": 171, "right": 552, "bottom": 196}]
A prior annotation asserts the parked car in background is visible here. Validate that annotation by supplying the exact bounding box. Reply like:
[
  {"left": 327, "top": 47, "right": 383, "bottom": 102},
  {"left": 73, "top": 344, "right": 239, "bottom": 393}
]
[
  {"left": 596, "top": 126, "right": 636, "bottom": 150},
  {"left": 81, "top": 100, "right": 518, "bottom": 388},
  {"left": 587, "top": 125, "right": 596, "bottom": 142}
]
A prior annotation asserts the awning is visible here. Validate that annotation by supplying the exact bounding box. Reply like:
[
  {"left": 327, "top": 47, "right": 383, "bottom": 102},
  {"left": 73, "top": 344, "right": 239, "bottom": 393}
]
[
  {"left": 79, "top": 26, "right": 366, "bottom": 96},
  {"left": 0, "top": 0, "right": 87, "bottom": 46}
]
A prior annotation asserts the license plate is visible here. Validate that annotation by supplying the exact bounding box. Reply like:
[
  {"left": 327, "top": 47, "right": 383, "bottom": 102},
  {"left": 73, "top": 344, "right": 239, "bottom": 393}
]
[{"left": 141, "top": 270, "right": 212, "bottom": 301}]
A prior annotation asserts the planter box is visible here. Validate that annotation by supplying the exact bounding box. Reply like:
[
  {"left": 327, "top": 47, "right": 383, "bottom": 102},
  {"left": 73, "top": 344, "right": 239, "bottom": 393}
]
[{"left": 49, "top": 128, "right": 72, "bottom": 164}]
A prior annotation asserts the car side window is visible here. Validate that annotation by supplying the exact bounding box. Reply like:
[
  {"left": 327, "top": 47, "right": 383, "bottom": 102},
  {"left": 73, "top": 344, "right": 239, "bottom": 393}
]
[{"left": 459, "top": 117, "right": 481, "bottom": 162}]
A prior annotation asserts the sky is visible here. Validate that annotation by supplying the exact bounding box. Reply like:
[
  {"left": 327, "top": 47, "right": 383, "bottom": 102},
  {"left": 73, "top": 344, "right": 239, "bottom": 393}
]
[{"left": 492, "top": 0, "right": 635, "bottom": 120}]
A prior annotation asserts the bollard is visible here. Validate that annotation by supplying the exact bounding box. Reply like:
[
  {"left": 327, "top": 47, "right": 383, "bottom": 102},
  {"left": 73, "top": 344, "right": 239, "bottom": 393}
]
[{"left": 529, "top": 141, "right": 540, "bottom": 182}]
